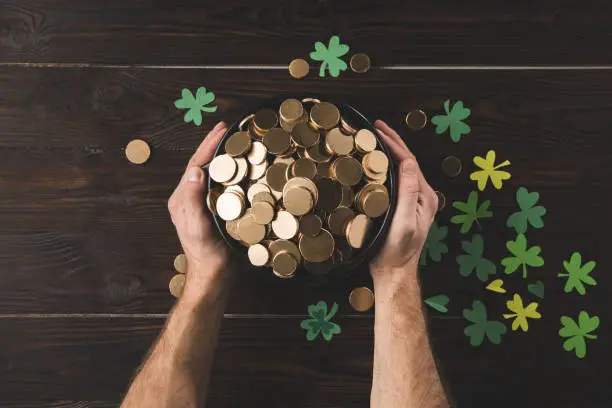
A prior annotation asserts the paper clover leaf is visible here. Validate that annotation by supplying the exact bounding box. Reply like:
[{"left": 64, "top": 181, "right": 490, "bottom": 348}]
[
  {"left": 506, "top": 187, "right": 547, "bottom": 234},
  {"left": 451, "top": 191, "right": 493, "bottom": 233},
  {"left": 309, "top": 35, "right": 350, "bottom": 78},
  {"left": 300, "top": 301, "right": 341, "bottom": 341},
  {"left": 527, "top": 280, "right": 545, "bottom": 299},
  {"left": 431, "top": 100, "right": 471, "bottom": 142},
  {"left": 486, "top": 279, "right": 506, "bottom": 293},
  {"left": 463, "top": 300, "right": 507, "bottom": 347},
  {"left": 424, "top": 295, "right": 450, "bottom": 313},
  {"left": 419, "top": 220, "right": 448, "bottom": 265},
  {"left": 456, "top": 234, "right": 497, "bottom": 282},
  {"left": 470, "top": 150, "right": 511, "bottom": 191},
  {"left": 503, "top": 293, "right": 541, "bottom": 332},
  {"left": 558, "top": 252, "right": 597, "bottom": 295},
  {"left": 174, "top": 87, "right": 218, "bottom": 126},
  {"left": 559, "top": 311, "right": 599, "bottom": 358},
  {"left": 501, "top": 234, "right": 544, "bottom": 278}
]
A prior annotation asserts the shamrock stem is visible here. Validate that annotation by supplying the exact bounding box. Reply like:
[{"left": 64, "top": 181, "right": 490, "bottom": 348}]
[
  {"left": 522, "top": 263, "right": 527, "bottom": 279},
  {"left": 319, "top": 62, "right": 327, "bottom": 77}
]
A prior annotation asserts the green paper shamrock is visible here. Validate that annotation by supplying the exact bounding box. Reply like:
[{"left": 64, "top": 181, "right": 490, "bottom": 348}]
[
  {"left": 300, "top": 301, "right": 341, "bottom": 341},
  {"left": 527, "top": 280, "right": 545, "bottom": 299},
  {"left": 309, "top": 35, "right": 350, "bottom": 78},
  {"left": 463, "top": 300, "right": 507, "bottom": 347},
  {"left": 431, "top": 99, "right": 471, "bottom": 142},
  {"left": 419, "top": 220, "right": 448, "bottom": 265},
  {"left": 559, "top": 311, "right": 599, "bottom": 358},
  {"left": 501, "top": 234, "right": 544, "bottom": 278},
  {"left": 174, "top": 87, "right": 218, "bottom": 126},
  {"left": 424, "top": 295, "right": 450, "bottom": 313},
  {"left": 558, "top": 252, "right": 597, "bottom": 295},
  {"left": 506, "top": 187, "right": 547, "bottom": 234},
  {"left": 451, "top": 191, "right": 493, "bottom": 233},
  {"left": 456, "top": 234, "right": 496, "bottom": 282}
]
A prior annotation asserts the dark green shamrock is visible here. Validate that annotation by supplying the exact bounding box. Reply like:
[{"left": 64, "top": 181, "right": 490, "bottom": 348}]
[
  {"left": 419, "top": 220, "right": 448, "bottom": 265},
  {"left": 309, "top": 35, "right": 350, "bottom": 78},
  {"left": 456, "top": 234, "right": 496, "bottom": 282},
  {"left": 506, "top": 187, "right": 547, "bottom": 234},
  {"left": 451, "top": 191, "right": 493, "bottom": 233},
  {"left": 424, "top": 295, "right": 450, "bottom": 313},
  {"left": 501, "top": 234, "right": 544, "bottom": 278},
  {"left": 431, "top": 99, "right": 471, "bottom": 142},
  {"left": 558, "top": 252, "right": 597, "bottom": 295},
  {"left": 174, "top": 87, "right": 218, "bottom": 126},
  {"left": 463, "top": 300, "right": 507, "bottom": 347},
  {"left": 559, "top": 311, "right": 599, "bottom": 358},
  {"left": 527, "top": 280, "right": 545, "bottom": 299},
  {"left": 300, "top": 301, "right": 341, "bottom": 341}
]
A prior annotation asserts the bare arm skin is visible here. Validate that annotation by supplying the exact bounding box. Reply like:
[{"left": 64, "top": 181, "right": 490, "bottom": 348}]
[
  {"left": 121, "top": 122, "right": 233, "bottom": 408},
  {"left": 369, "top": 120, "right": 449, "bottom": 408}
]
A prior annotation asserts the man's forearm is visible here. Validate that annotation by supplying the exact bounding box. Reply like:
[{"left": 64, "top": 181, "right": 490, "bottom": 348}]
[
  {"left": 121, "top": 270, "right": 231, "bottom": 408},
  {"left": 371, "top": 263, "right": 449, "bottom": 408}
]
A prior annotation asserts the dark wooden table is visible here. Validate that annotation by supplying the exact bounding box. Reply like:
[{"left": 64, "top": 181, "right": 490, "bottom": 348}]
[{"left": 1, "top": 1, "right": 611, "bottom": 407}]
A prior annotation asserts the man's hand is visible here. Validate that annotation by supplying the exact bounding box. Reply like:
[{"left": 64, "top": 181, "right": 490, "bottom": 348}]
[
  {"left": 370, "top": 120, "right": 438, "bottom": 283},
  {"left": 167, "top": 121, "right": 232, "bottom": 294}
]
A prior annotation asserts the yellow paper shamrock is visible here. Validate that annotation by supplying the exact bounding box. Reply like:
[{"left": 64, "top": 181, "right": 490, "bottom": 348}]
[
  {"left": 470, "top": 150, "right": 511, "bottom": 191},
  {"left": 503, "top": 293, "right": 541, "bottom": 332}
]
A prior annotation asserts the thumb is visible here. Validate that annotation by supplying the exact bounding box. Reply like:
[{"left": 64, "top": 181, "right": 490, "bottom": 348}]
[
  {"left": 182, "top": 166, "right": 207, "bottom": 213},
  {"left": 390, "top": 159, "right": 420, "bottom": 230}
]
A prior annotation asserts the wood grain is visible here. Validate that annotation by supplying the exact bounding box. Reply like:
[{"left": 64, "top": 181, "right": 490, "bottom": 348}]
[{"left": 2, "top": 1, "right": 612, "bottom": 65}]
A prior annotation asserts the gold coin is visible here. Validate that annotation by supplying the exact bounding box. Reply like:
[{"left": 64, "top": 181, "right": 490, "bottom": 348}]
[
  {"left": 237, "top": 214, "right": 266, "bottom": 245},
  {"left": 405, "top": 109, "right": 428, "bottom": 130},
  {"left": 299, "top": 228, "right": 335, "bottom": 262},
  {"left": 333, "top": 156, "right": 362, "bottom": 186},
  {"left": 223, "top": 157, "right": 248, "bottom": 186},
  {"left": 271, "top": 210, "right": 299, "bottom": 240},
  {"left": 248, "top": 160, "right": 268, "bottom": 180},
  {"left": 355, "top": 183, "right": 381, "bottom": 212},
  {"left": 291, "top": 122, "right": 320, "bottom": 148},
  {"left": 173, "top": 253, "right": 187, "bottom": 274},
  {"left": 248, "top": 243, "right": 270, "bottom": 267},
  {"left": 269, "top": 239, "right": 301, "bottom": 262},
  {"left": 364, "top": 150, "right": 389, "bottom": 175},
  {"left": 206, "top": 188, "right": 222, "bottom": 215},
  {"left": 279, "top": 98, "right": 304, "bottom": 123},
  {"left": 302, "top": 97, "right": 321, "bottom": 105},
  {"left": 247, "top": 141, "right": 267, "bottom": 165},
  {"left": 441, "top": 156, "right": 462, "bottom": 177},
  {"left": 253, "top": 109, "right": 278, "bottom": 131},
  {"left": 283, "top": 177, "right": 318, "bottom": 205},
  {"left": 251, "top": 201, "right": 275, "bottom": 225},
  {"left": 363, "top": 163, "right": 388, "bottom": 183},
  {"left": 292, "top": 158, "right": 317, "bottom": 180},
  {"left": 272, "top": 251, "right": 297, "bottom": 278},
  {"left": 362, "top": 188, "right": 390, "bottom": 218},
  {"left": 305, "top": 142, "right": 332, "bottom": 163},
  {"left": 354, "top": 129, "right": 377, "bottom": 153},
  {"left": 299, "top": 213, "right": 322, "bottom": 237},
  {"left": 224, "top": 184, "right": 245, "bottom": 196},
  {"left": 349, "top": 287, "right": 374, "bottom": 311},
  {"left": 266, "top": 162, "right": 289, "bottom": 192},
  {"left": 435, "top": 191, "right": 446, "bottom": 211},
  {"left": 247, "top": 183, "right": 271, "bottom": 203},
  {"left": 225, "top": 218, "right": 241, "bottom": 241},
  {"left": 346, "top": 214, "right": 371, "bottom": 249},
  {"left": 216, "top": 191, "right": 244, "bottom": 221},
  {"left": 225, "top": 131, "right": 252, "bottom": 157},
  {"left": 317, "top": 162, "right": 332, "bottom": 178},
  {"left": 209, "top": 154, "right": 237, "bottom": 183},
  {"left": 125, "top": 139, "right": 151, "bottom": 164},
  {"left": 289, "top": 58, "right": 310, "bottom": 79},
  {"left": 310, "top": 102, "right": 340, "bottom": 130},
  {"left": 263, "top": 128, "right": 291, "bottom": 155},
  {"left": 284, "top": 186, "right": 313, "bottom": 216},
  {"left": 252, "top": 191, "right": 276, "bottom": 206},
  {"left": 325, "top": 127, "right": 354, "bottom": 155},
  {"left": 239, "top": 114, "right": 255, "bottom": 131},
  {"left": 340, "top": 185, "right": 354, "bottom": 207},
  {"left": 315, "top": 178, "right": 342, "bottom": 212},
  {"left": 340, "top": 117, "right": 358, "bottom": 135},
  {"left": 328, "top": 206, "right": 355, "bottom": 236},
  {"left": 350, "top": 53, "right": 371, "bottom": 74},
  {"left": 169, "top": 274, "right": 186, "bottom": 298}
]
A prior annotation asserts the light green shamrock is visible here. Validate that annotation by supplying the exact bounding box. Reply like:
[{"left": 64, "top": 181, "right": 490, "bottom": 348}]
[
  {"left": 309, "top": 35, "right": 350, "bottom": 78},
  {"left": 174, "top": 87, "right": 218, "bottom": 126},
  {"left": 431, "top": 100, "right": 471, "bottom": 142}
]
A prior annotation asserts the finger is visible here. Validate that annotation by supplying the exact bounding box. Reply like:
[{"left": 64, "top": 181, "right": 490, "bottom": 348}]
[
  {"left": 188, "top": 121, "right": 227, "bottom": 168},
  {"left": 180, "top": 166, "right": 208, "bottom": 216},
  {"left": 387, "top": 158, "right": 420, "bottom": 239},
  {"left": 374, "top": 120, "right": 415, "bottom": 157},
  {"left": 377, "top": 127, "right": 413, "bottom": 161}
]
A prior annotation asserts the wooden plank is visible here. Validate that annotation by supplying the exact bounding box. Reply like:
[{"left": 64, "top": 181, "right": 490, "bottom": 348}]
[
  {"left": 0, "top": 68, "right": 610, "bottom": 314},
  {"left": 0, "top": 317, "right": 608, "bottom": 407},
  {"left": 2, "top": 1, "right": 612, "bottom": 65}
]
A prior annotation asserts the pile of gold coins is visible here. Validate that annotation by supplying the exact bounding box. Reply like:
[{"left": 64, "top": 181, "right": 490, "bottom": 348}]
[{"left": 206, "top": 98, "right": 391, "bottom": 279}]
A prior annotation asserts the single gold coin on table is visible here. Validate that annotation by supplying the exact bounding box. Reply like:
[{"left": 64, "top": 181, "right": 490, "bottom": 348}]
[
  {"left": 349, "top": 287, "right": 375, "bottom": 312},
  {"left": 333, "top": 156, "right": 363, "bottom": 186},
  {"left": 299, "top": 213, "right": 322, "bottom": 237},
  {"left": 247, "top": 141, "right": 268, "bottom": 165},
  {"left": 173, "top": 253, "right": 187, "bottom": 273},
  {"left": 251, "top": 201, "right": 275, "bottom": 225},
  {"left": 350, "top": 53, "right": 371, "bottom": 74},
  {"left": 310, "top": 102, "right": 340, "bottom": 130},
  {"left": 209, "top": 154, "right": 237, "bottom": 183},
  {"left": 441, "top": 156, "right": 462, "bottom": 177},
  {"left": 271, "top": 210, "right": 299, "bottom": 240},
  {"left": 299, "top": 228, "right": 335, "bottom": 262},
  {"left": 125, "top": 139, "right": 151, "bottom": 164},
  {"left": 328, "top": 206, "right": 356, "bottom": 236},
  {"left": 169, "top": 274, "right": 186, "bottom": 298},
  {"left": 405, "top": 109, "right": 428, "bottom": 130},
  {"left": 216, "top": 191, "right": 244, "bottom": 221},
  {"left": 225, "top": 131, "right": 252, "bottom": 157},
  {"left": 237, "top": 214, "right": 266, "bottom": 245},
  {"left": 346, "top": 214, "right": 371, "bottom": 249},
  {"left": 279, "top": 98, "right": 304, "bottom": 123},
  {"left": 284, "top": 186, "right": 313, "bottom": 216},
  {"left": 248, "top": 243, "right": 270, "bottom": 267},
  {"left": 291, "top": 122, "right": 320, "bottom": 148},
  {"left": 354, "top": 129, "right": 377, "bottom": 153},
  {"left": 272, "top": 251, "right": 297, "bottom": 278},
  {"left": 289, "top": 58, "right": 310, "bottom": 79},
  {"left": 325, "top": 127, "right": 354, "bottom": 155},
  {"left": 263, "top": 128, "right": 291, "bottom": 155}
]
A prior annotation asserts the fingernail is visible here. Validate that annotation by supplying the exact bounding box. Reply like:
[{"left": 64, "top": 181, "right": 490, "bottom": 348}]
[
  {"left": 213, "top": 121, "right": 226, "bottom": 131},
  {"left": 402, "top": 159, "right": 417, "bottom": 175},
  {"left": 188, "top": 167, "right": 203, "bottom": 183}
]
